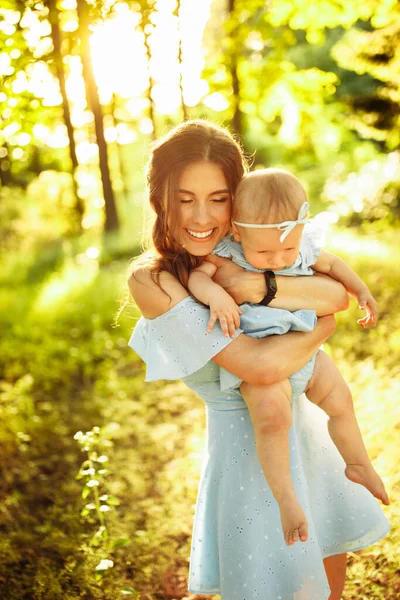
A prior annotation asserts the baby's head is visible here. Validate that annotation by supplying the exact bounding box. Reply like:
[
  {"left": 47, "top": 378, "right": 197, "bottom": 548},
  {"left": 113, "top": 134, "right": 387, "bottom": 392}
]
[{"left": 232, "top": 168, "right": 308, "bottom": 271}]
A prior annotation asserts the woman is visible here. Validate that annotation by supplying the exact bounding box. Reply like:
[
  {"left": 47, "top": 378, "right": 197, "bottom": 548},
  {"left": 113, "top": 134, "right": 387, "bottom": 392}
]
[{"left": 128, "top": 120, "right": 390, "bottom": 600}]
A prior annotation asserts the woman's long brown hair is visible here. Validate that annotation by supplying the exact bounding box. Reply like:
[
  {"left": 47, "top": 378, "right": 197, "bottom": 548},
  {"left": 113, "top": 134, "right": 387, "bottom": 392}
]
[{"left": 132, "top": 120, "right": 249, "bottom": 289}]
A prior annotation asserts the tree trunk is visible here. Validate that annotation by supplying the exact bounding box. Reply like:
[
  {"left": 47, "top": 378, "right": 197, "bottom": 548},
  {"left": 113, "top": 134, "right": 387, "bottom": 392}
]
[
  {"left": 227, "top": 0, "right": 242, "bottom": 137},
  {"left": 138, "top": 6, "right": 157, "bottom": 140},
  {"left": 0, "top": 144, "right": 11, "bottom": 187},
  {"left": 176, "top": 0, "right": 188, "bottom": 121},
  {"left": 76, "top": 0, "right": 119, "bottom": 231},
  {"left": 110, "top": 93, "right": 130, "bottom": 204},
  {"left": 47, "top": 0, "right": 84, "bottom": 233}
]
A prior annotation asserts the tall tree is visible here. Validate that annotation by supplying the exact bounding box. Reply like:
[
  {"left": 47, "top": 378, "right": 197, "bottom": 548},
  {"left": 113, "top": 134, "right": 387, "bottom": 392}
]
[
  {"left": 47, "top": 0, "right": 84, "bottom": 232},
  {"left": 175, "top": 0, "right": 188, "bottom": 121},
  {"left": 76, "top": 0, "right": 119, "bottom": 231},
  {"left": 136, "top": 0, "right": 157, "bottom": 139},
  {"left": 226, "top": 0, "right": 242, "bottom": 136}
]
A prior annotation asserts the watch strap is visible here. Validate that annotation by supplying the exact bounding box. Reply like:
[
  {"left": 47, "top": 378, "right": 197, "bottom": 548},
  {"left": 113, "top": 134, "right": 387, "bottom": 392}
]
[{"left": 259, "top": 270, "right": 277, "bottom": 306}]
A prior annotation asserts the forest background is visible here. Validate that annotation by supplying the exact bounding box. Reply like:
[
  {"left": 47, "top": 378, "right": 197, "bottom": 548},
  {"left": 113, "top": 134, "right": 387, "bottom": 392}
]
[{"left": 1, "top": 0, "right": 399, "bottom": 598}]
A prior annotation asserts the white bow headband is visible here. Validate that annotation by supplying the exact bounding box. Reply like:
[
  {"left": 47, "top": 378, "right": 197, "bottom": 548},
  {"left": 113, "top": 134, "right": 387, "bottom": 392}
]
[{"left": 234, "top": 201, "right": 310, "bottom": 242}]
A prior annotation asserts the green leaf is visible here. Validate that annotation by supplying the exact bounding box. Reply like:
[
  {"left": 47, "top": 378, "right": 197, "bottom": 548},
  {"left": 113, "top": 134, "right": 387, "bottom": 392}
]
[
  {"left": 82, "top": 486, "right": 91, "bottom": 499},
  {"left": 112, "top": 537, "right": 131, "bottom": 548},
  {"left": 90, "top": 525, "right": 108, "bottom": 546},
  {"left": 105, "top": 495, "right": 120, "bottom": 506}
]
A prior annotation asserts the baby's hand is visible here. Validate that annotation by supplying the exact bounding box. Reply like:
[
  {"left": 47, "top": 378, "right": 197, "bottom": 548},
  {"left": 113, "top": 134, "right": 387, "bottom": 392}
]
[
  {"left": 207, "top": 289, "right": 243, "bottom": 338},
  {"left": 357, "top": 288, "right": 378, "bottom": 328}
]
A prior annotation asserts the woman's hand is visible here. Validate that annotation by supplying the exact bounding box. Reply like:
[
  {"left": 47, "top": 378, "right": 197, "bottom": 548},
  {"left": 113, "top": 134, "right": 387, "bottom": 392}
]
[{"left": 207, "top": 255, "right": 265, "bottom": 304}]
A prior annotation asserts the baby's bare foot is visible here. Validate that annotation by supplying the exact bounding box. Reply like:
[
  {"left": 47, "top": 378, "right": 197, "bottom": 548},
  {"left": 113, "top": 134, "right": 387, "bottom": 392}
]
[
  {"left": 278, "top": 496, "right": 308, "bottom": 546},
  {"left": 345, "top": 464, "right": 390, "bottom": 505}
]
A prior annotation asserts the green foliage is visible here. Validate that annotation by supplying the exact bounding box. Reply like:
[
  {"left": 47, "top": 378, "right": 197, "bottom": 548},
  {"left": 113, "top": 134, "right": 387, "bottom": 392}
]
[
  {"left": 0, "top": 240, "right": 199, "bottom": 598},
  {"left": 0, "top": 1, "right": 65, "bottom": 181},
  {"left": 332, "top": 6, "right": 400, "bottom": 149},
  {"left": 2, "top": 0, "right": 400, "bottom": 241},
  {"left": 268, "top": 0, "right": 382, "bottom": 34},
  {"left": 323, "top": 151, "right": 400, "bottom": 225},
  {"left": 74, "top": 424, "right": 135, "bottom": 590}
]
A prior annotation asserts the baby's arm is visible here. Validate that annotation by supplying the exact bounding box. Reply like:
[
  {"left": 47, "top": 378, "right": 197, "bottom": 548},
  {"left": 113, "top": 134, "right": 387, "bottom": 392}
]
[
  {"left": 312, "top": 250, "right": 377, "bottom": 327},
  {"left": 188, "top": 261, "right": 242, "bottom": 338}
]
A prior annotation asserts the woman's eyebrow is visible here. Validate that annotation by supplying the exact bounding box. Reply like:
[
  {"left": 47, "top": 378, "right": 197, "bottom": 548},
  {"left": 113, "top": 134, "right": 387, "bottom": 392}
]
[
  {"left": 178, "top": 188, "right": 230, "bottom": 194},
  {"left": 211, "top": 189, "right": 230, "bottom": 194}
]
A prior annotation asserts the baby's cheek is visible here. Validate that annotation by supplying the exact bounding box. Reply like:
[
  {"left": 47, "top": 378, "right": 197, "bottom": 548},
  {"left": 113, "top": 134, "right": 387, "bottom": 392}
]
[
  {"left": 243, "top": 251, "right": 255, "bottom": 265},
  {"left": 287, "top": 250, "right": 299, "bottom": 264},
  {"left": 248, "top": 256, "right": 264, "bottom": 270}
]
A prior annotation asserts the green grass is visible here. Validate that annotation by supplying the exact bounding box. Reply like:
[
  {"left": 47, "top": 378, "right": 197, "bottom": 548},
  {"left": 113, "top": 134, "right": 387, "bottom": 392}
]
[{"left": 0, "top": 225, "right": 399, "bottom": 599}]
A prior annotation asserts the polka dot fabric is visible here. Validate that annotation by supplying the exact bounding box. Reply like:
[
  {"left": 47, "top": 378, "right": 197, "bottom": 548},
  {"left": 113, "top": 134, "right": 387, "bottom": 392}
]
[{"left": 129, "top": 297, "right": 390, "bottom": 600}]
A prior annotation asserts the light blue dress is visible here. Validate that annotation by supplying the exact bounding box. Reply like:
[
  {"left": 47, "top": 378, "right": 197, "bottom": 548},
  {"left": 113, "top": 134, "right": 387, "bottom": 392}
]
[
  {"left": 212, "top": 229, "right": 322, "bottom": 395},
  {"left": 129, "top": 299, "right": 390, "bottom": 600}
]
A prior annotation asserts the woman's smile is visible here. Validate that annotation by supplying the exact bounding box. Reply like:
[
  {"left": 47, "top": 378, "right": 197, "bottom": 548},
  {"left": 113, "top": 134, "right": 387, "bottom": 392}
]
[{"left": 186, "top": 227, "right": 216, "bottom": 239}]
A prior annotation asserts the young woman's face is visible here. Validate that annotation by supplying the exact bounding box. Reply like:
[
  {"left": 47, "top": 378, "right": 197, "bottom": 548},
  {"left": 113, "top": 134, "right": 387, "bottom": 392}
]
[{"left": 177, "top": 161, "right": 232, "bottom": 256}]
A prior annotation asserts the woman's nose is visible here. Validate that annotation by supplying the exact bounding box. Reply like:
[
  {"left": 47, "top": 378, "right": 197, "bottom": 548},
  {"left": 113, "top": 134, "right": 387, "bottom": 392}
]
[{"left": 192, "top": 203, "right": 211, "bottom": 225}]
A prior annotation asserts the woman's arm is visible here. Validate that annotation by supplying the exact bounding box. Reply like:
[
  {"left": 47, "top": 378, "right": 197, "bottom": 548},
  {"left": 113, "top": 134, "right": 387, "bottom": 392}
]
[
  {"left": 271, "top": 274, "right": 349, "bottom": 315},
  {"left": 129, "top": 267, "right": 336, "bottom": 387},
  {"left": 128, "top": 267, "right": 189, "bottom": 318},
  {"left": 209, "top": 255, "right": 349, "bottom": 316},
  {"left": 212, "top": 315, "right": 336, "bottom": 386}
]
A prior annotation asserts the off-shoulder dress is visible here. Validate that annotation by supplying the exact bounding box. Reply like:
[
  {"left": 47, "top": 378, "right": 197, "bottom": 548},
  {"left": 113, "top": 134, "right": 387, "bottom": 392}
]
[{"left": 129, "top": 298, "right": 390, "bottom": 600}]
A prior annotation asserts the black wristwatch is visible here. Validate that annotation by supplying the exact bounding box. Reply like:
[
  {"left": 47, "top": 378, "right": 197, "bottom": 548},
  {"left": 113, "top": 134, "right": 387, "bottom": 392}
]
[{"left": 259, "top": 270, "right": 277, "bottom": 306}]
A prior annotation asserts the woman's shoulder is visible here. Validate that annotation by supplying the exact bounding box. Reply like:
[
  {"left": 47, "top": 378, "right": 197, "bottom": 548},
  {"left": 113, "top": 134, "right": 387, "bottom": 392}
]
[{"left": 128, "top": 266, "right": 189, "bottom": 319}]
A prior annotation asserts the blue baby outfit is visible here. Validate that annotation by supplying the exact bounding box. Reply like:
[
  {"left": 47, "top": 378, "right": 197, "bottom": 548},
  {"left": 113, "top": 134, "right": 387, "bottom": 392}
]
[
  {"left": 129, "top": 300, "right": 390, "bottom": 599},
  {"left": 212, "top": 228, "right": 321, "bottom": 395}
]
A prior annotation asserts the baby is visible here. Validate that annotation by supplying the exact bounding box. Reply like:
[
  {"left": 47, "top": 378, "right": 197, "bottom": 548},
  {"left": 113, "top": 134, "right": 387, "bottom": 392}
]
[{"left": 188, "top": 168, "right": 389, "bottom": 547}]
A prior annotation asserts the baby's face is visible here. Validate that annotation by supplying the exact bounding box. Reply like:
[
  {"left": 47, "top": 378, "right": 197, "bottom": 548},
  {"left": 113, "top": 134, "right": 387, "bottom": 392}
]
[{"left": 234, "top": 225, "right": 304, "bottom": 271}]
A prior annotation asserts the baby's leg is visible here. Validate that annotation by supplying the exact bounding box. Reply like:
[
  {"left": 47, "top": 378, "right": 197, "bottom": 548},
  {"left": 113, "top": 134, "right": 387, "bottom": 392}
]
[
  {"left": 240, "top": 380, "right": 308, "bottom": 545},
  {"left": 306, "top": 351, "right": 389, "bottom": 505}
]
